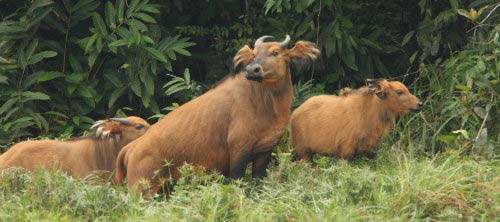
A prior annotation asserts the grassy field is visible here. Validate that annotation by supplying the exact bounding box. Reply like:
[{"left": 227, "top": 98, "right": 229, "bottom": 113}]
[{"left": 0, "top": 136, "right": 498, "bottom": 222}]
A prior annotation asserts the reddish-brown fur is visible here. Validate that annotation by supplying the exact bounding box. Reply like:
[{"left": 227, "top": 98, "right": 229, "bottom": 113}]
[
  {"left": 115, "top": 36, "right": 320, "bottom": 193},
  {"left": 0, "top": 116, "right": 150, "bottom": 178},
  {"left": 291, "top": 80, "right": 422, "bottom": 161}
]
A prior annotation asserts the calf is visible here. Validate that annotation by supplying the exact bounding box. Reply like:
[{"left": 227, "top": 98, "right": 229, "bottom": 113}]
[{"left": 291, "top": 79, "right": 422, "bottom": 161}]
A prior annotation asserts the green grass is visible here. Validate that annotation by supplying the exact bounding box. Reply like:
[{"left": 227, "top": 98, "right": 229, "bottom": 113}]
[{"left": 0, "top": 141, "right": 498, "bottom": 222}]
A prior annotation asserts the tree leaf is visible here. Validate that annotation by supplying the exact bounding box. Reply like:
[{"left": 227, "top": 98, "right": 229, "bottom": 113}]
[
  {"left": 104, "top": 72, "right": 124, "bottom": 87},
  {"left": 68, "top": 54, "right": 83, "bottom": 73},
  {"left": 456, "top": 9, "right": 471, "bottom": 20},
  {"left": 28, "top": 51, "right": 57, "bottom": 65},
  {"left": 108, "top": 39, "right": 128, "bottom": 47},
  {"left": 108, "top": 86, "right": 127, "bottom": 108},
  {"left": 144, "top": 72, "right": 154, "bottom": 96},
  {"left": 183, "top": 68, "right": 190, "bottom": 84},
  {"left": 21, "top": 91, "right": 51, "bottom": 101},
  {"left": 77, "top": 86, "right": 94, "bottom": 98},
  {"left": 145, "top": 47, "right": 169, "bottom": 64},
  {"left": 23, "top": 71, "right": 63, "bottom": 89},
  {"left": 130, "top": 77, "right": 142, "bottom": 96},
  {"left": 88, "top": 52, "right": 97, "bottom": 68},
  {"left": 32, "top": 113, "right": 49, "bottom": 132},
  {"left": 28, "top": 0, "right": 53, "bottom": 14},
  {"left": 92, "top": 12, "right": 108, "bottom": 36},
  {"left": 165, "top": 84, "right": 188, "bottom": 96},
  {"left": 26, "top": 39, "right": 39, "bottom": 60},
  {"left": 142, "top": 5, "right": 160, "bottom": 13},
  {"left": 85, "top": 33, "right": 98, "bottom": 53},
  {"left": 173, "top": 47, "right": 191, "bottom": 56},
  {"left": 409, "top": 51, "right": 419, "bottom": 64},
  {"left": 71, "top": 0, "right": 97, "bottom": 13},
  {"left": 134, "top": 12, "right": 156, "bottom": 23},
  {"left": 127, "top": 19, "right": 148, "bottom": 31},
  {"left": 96, "top": 35, "right": 103, "bottom": 53},
  {"left": 46, "top": 111, "right": 69, "bottom": 119},
  {"left": 38, "top": 71, "right": 64, "bottom": 82},
  {"left": 401, "top": 31, "right": 414, "bottom": 46},
  {"left": 142, "top": 35, "right": 155, "bottom": 44},
  {"left": 128, "top": 0, "right": 141, "bottom": 16},
  {"left": 65, "top": 72, "right": 85, "bottom": 83},
  {"left": 105, "top": 1, "right": 116, "bottom": 28},
  {"left": 27, "top": 7, "right": 52, "bottom": 29},
  {"left": 116, "top": 0, "right": 125, "bottom": 23},
  {"left": 0, "top": 97, "right": 19, "bottom": 115}
]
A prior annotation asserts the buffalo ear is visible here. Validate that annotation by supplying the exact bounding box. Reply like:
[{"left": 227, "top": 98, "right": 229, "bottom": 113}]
[
  {"left": 366, "top": 78, "right": 381, "bottom": 87},
  {"left": 288, "top": 41, "right": 320, "bottom": 66},
  {"left": 375, "top": 90, "right": 386, "bottom": 99},
  {"left": 233, "top": 45, "right": 253, "bottom": 73},
  {"left": 368, "top": 79, "right": 388, "bottom": 99}
]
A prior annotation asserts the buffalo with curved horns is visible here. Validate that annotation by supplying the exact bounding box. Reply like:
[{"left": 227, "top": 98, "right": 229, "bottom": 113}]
[{"left": 115, "top": 35, "right": 320, "bottom": 193}]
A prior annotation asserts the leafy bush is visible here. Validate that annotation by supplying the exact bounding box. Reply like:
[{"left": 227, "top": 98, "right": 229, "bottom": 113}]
[
  {"left": 392, "top": 3, "right": 500, "bottom": 155},
  {"left": 0, "top": 0, "right": 195, "bottom": 143}
]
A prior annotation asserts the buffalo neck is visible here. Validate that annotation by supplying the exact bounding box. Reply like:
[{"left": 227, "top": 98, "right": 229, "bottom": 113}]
[
  {"left": 359, "top": 95, "right": 397, "bottom": 130},
  {"left": 245, "top": 70, "right": 293, "bottom": 120},
  {"left": 91, "top": 138, "right": 121, "bottom": 172}
]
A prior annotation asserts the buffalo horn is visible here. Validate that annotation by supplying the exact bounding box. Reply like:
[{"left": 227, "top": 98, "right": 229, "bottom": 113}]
[
  {"left": 254, "top": 35, "right": 274, "bottom": 47},
  {"left": 279, "top": 35, "right": 290, "bottom": 47},
  {"left": 110, "top": 117, "right": 131, "bottom": 125}
]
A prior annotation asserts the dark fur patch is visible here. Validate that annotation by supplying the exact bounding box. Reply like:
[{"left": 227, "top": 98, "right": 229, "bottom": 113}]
[
  {"left": 379, "top": 110, "right": 393, "bottom": 124},
  {"left": 234, "top": 62, "right": 247, "bottom": 75},
  {"left": 93, "top": 138, "right": 121, "bottom": 172}
]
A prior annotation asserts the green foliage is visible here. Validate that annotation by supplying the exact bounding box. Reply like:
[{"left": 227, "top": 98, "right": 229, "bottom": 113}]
[
  {"left": 292, "top": 79, "right": 323, "bottom": 109},
  {"left": 0, "top": 1, "right": 499, "bottom": 221},
  {"left": 391, "top": 2, "right": 500, "bottom": 155},
  {"left": 264, "top": 0, "right": 412, "bottom": 86},
  {"left": 0, "top": 0, "right": 499, "bottom": 155},
  {"left": 0, "top": 147, "right": 498, "bottom": 221},
  {"left": 163, "top": 68, "right": 203, "bottom": 102},
  {"left": 0, "top": 0, "right": 194, "bottom": 143},
  {"left": 0, "top": 168, "right": 143, "bottom": 221}
]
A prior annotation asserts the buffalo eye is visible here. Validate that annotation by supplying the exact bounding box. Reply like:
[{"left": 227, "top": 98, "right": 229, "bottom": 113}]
[
  {"left": 396, "top": 90, "right": 404, "bottom": 96},
  {"left": 135, "top": 124, "right": 144, "bottom": 130},
  {"left": 272, "top": 51, "right": 279, "bottom": 57}
]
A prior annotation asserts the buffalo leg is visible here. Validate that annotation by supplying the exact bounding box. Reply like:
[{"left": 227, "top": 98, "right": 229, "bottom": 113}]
[
  {"left": 127, "top": 155, "right": 165, "bottom": 195},
  {"left": 363, "top": 151, "right": 378, "bottom": 160},
  {"left": 294, "top": 146, "right": 313, "bottom": 162},
  {"left": 229, "top": 151, "right": 251, "bottom": 179},
  {"left": 252, "top": 151, "right": 272, "bottom": 178}
]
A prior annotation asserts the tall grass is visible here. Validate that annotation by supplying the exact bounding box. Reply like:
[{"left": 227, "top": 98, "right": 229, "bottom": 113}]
[{"left": 1, "top": 138, "right": 498, "bottom": 221}]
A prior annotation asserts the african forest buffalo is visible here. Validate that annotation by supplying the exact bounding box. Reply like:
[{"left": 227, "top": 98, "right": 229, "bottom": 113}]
[
  {"left": 0, "top": 116, "right": 150, "bottom": 178},
  {"left": 291, "top": 79, "right": 423, "bottom": 161},
  {"left": 115, "top": 35, "right": 320, "bottom": 193}
]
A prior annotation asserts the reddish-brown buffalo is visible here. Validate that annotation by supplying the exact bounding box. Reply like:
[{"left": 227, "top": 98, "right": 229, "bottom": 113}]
[
  {"left": 0, "top": 116, "right": 150, "bottom": 178},
  {"left": 115, "top": 35, "right": 320, "bottom": 193},
  {"left": 291, "top": 80, "right": 423, "bottom": 161}
]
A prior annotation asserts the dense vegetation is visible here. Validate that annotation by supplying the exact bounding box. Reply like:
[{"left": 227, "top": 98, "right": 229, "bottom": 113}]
[{"left": 0, "top": 0, "right": 498, "bottom": 221}]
